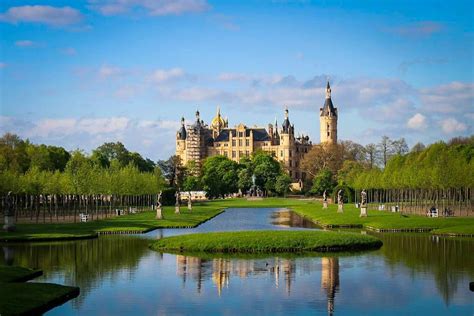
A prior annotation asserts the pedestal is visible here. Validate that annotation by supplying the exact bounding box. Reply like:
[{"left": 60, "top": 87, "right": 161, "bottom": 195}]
[
  {"left": 3, "top": 216, "right": 16, "bottom": 232},
  {"left": 337, "top": 204, "right": 344, "bottom": 213},
  {"left": 188, "top": 203, "right": 192, "bottom": 211},
  {"left": 156, "top": 207, "right": 163, "bottom": 219},
  {"left": 360, "top": 207, "right": 367, "bottom": 217},
  {"left": 323, "top": 202, "right": 328, "bottom": 209},
  {"left": 175, "top": 206, "right": 180, "bottom": 214}
]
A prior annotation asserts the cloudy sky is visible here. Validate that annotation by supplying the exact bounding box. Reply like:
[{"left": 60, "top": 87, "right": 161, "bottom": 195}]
[{"left": 0, "top": 0, "right": 473, "bottom": 160}]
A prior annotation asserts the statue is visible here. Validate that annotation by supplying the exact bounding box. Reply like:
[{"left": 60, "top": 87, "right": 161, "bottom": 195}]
[
  {"left": 3, "top": 192, "right": 16, "bottom": 232},
  {"left": 156, "top": 191, "right": 163, "bottom": 219},
  {"left": 187, "top": 192, "right": 192, "bottom": 211},
  {"left": 322, "top": 190, "right": 328, "bottom": 209},
  {"left": 360, "top": 189, "right": 368, "bottom": 217},
  {"left": 175, "top": 190, "right": 181, "bottom": 214},
  {"left": 337, "top": 189, "right": 344, "bottom": 213}
]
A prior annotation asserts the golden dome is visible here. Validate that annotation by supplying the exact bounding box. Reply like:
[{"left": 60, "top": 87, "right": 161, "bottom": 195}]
[{"left": 210, "top": 106, "right": 226, "bottom": 130}]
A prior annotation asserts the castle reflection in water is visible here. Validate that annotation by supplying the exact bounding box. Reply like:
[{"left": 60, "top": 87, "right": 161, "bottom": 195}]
[{"left": 176, "top": 255, "right": 340, "bottom": 314}]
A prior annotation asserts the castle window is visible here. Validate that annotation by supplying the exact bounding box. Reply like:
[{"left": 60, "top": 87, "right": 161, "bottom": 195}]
[
  {"left": 238, "top": 139, "right": 242, "bottom": 146},
  {"left": 289, "top": 171, "right": 293, "bottom": 177},
  {"left": 327, "top": 124, "right": 330, "bottom": 130},
  {"left": 327, "top": 132, "right": 330, "bottom": 137},
  {"left": 246, "top": 150, "right": 249, "bottom": 156},
  {"left": 289, "top": 150, "right": 292, "bottom": 157},
  {"left": 232, "top": 151, "right": 236, "bottom": 158},
  {"left": 289, "top": 160, "right": 292, "bottom": 167},
  {"left": 239, "top": 151, "right": 243, "bottom": 157},
  {"left": 245, "top": 139, "right": 249, "bottom": 146},
  {"left": 224, "top": 151, "right": 228, "bottom": 157},
  {"left": 280, "top": 150, "right": 283, "bottom": 157},
  {"left": 295, "top": 172, "right": 299, "bottom": 179},
  {"left": 232, "top": 140, "right": 236, "bottom": 146},
  {"left": 224, "top": 143, "right": 228, "bottom": 147}
]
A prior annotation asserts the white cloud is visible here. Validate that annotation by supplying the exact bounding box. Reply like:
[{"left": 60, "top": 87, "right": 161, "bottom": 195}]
[
  {"left": 15, "top": 40, "right": 36, "bottom": 47},
  {"left": 420, "top": 81, "right": 474, "bottom": 114},
  {"left": 150, "top": 68, "right": 186, "bottom": 83},
  {"left": 440, "top": 118, "right": 467, "bottom": 134},
  {"left": 0, "top": 5, "right": 83, "bottom": 26},
  {"left": 0, "top": 116, "right": 180, "bottom": 160},
  {"left": 407, "top": 113, "right": 427, "bottom": 130},
  {"left": 386, "top": 21, "right": 444, "bottom": 37},
  {"left": 88, "top": 0, "right": 210, "bottom": 16},
  {"left": 99, "top": 65, "right": 123, "bottom": 78}
]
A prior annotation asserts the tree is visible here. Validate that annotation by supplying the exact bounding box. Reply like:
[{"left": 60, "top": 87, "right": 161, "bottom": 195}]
[
  {"left": 411, "top": 142, "right": 426, "bottom": 153},
  {"left": 310, "top": 169, "right": 336, "bottom": 196},
  {"left": 392, "top": 138, "right": 409, "bottom": 155},
  {"left": 157, "top": 155, "right": 185, "bottom": 188},
  {"left": 252, "top": 151, "right": 282, "bottom": 194},
  {"left": 237, "top": 168, "right": 253, "bottom": 193},
  {"left": 275, "top": 174, "right": 292, "bottom": 196},
  {"left": 364, "top": 143, "right": 378, "bottom": 168},
  {"left": 93, "top": 142, "right": 131, "bottom": 167},
  {"left": 378, "top": 136, "right": 394, "bottom": 167},
  {"left": 340, "top": 140, "right": 366, "bottom": 162},
  {"left": 300, "top": 143, "right": 344, "bottom": 179},
  {"left": 0, "top": 133, "right": 30, "bottom": 173},
  {"left": 201, "top": 156, "right": 239, "bottom": 198}
]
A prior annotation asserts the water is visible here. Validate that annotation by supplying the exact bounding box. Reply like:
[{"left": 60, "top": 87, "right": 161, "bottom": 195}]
[{"left": 1, "top": 208, "right": 473, "bottom": 315}]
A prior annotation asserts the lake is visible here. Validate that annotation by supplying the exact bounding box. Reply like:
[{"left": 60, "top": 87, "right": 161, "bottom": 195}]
[{"left": 1, "top": 208, "right": 473, "bottom": 315}]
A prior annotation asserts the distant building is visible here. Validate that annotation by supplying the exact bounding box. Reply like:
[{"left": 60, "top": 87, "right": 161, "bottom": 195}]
[{"left": 176, "top": 82, "right": 339, "bottom": 182}]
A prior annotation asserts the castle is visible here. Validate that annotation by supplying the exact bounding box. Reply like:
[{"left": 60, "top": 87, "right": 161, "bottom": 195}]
[{"left": 176, "top": 82, "right": 338, "bottom": 182}]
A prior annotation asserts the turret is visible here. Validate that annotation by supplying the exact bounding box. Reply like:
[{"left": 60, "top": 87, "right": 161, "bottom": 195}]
[{"left": 177, "top": 117, "right": 187, "bottom": 140}]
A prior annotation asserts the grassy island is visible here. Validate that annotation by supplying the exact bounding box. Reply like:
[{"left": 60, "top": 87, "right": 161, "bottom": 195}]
[
  {"left": 0, "top": 265, "right": 80, "bottom": 315},
  {"left": 150, "top": 230, "right": 383, "bottom": 253}
]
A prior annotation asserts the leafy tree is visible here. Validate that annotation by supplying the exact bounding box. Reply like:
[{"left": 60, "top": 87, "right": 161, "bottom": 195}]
[
  {"left": 392, "top": 138, "right": 409, "bottom": 155},
  {"left": 252, "top": 151, "right": 282, "bottom": 194},
  {"left": 237, "top": 168, "right": 253, "bottom": 193},
  {"left": 201, "top": 156, "right": 239, "bottom": 198},
  {"left": 157, "top": 155, "right": 184, "bottom": 187},
  {"left": 411, "top": 142, "right": 426, "bottom": 153},
  {"left": 310, "top": 169, "right": 336, "bottom": 195},
  {"left": 275, "top": 174, "right": 292, "bottom": 196},
  {"left": 0, "top": 133, "right": 30, "bottom": 173}
]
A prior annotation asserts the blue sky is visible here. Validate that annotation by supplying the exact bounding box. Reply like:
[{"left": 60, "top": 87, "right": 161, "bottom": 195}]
[{"left": 0, "top": 0, "right": 473, "bottom": 160}]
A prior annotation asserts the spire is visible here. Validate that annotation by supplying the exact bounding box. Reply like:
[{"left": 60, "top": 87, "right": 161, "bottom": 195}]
[
  {"left": 195, "top": 109, "right": 200, "bottom": 121},
  {"left": 284, "top": 106, "right": 289, "bottom": 119},
  {"left": 326, "top": 80, "right": 331, "bottom": 99}
]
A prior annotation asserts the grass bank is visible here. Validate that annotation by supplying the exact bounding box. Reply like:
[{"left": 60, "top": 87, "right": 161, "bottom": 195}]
[
  {"left": 0, "top": 206, "right": 223, "bottom": 242},
  {"left": 0, "top": 265, "right": 80, "bottom": 315},
  {"left": 150, "top": 230, "right": 383, "bottom": 253}
]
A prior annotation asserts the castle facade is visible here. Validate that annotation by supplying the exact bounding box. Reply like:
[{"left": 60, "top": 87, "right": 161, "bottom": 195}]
[{"left": 176, "top": 82, "right": 338, "bottom": 182}]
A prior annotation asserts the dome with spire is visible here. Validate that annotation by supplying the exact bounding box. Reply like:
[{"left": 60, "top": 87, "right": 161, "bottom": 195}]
[{"left": 210, "top": 106, "right": 226, "bottom": 131}]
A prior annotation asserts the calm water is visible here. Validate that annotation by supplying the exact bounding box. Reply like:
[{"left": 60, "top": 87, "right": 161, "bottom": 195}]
[{"left": 1, "top": 208, "right": 473, "bottom": 315}]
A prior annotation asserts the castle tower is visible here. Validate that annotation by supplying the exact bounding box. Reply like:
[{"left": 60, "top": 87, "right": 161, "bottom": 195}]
[{"left": 320, "top": 81, "right": 338, "bottom": 144}]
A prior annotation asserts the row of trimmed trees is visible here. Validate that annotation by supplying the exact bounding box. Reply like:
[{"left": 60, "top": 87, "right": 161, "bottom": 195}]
[
  {"left": 339, "top": 141, "right": 474, "bottom": 215},
  {"left": 0, "top": 134, "right": 166, "bottom": 222}
]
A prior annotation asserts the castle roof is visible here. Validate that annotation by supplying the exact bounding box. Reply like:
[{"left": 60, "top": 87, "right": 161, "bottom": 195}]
[
  {"left": 321, "top": 82, "right": 337, "bottom": 117},
  {"left": 321, "top": 97, "right": 337, "bottom": 117},
  {"left": 214, "top": 128, "right": 271, "bottom": 142}
]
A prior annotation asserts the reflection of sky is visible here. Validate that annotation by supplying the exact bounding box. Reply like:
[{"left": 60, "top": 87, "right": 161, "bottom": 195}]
[{"left": 1, "top": 208, "right": 472, "bottom": 315}]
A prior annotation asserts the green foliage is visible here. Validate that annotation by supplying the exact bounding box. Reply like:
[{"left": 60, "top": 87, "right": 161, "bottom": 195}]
[
  {"left": 252, "top": 151, "right": 282, "bottom": 193},
  {"left": 0, "top": 134, "right": 166, "bottom": 195},
  {"left": 202, "top": 156, "right": 239, "bottom": 198},
  {"left": 344, "top": 140, "right": 474, "bottom": 190},
  {"left": 310, "top": 169, "right": 336, "bottom": 195},
  {"left": 275, "top": 174, "right": 292, "bottom": 196}
]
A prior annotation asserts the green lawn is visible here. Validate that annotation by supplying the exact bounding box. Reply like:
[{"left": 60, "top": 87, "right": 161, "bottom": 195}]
[
  {"left": 150, "top": 230, "right": 383, "bottom": 253},
  {"left": 0, "top": 265, "right": 80, "bottom": 315},
  {"left": 1, "top": 198, "right": 472, "bottom": 242},
  {"left": 0, "top": 206, "right": 223, "bottom": 242}
]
